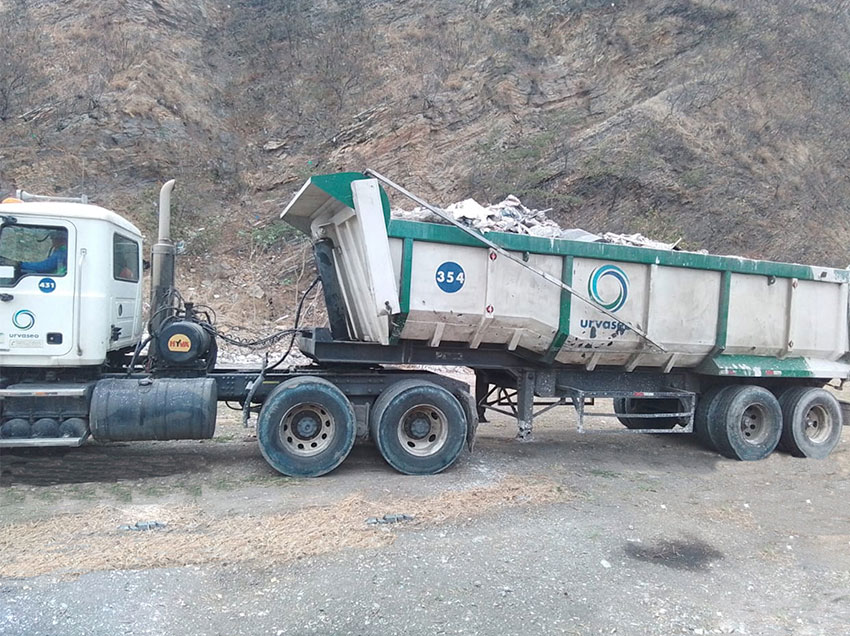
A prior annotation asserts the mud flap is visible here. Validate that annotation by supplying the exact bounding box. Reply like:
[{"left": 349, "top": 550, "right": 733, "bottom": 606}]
[{"left": 455, "top": 389, "right": 479, "bottom": 452}]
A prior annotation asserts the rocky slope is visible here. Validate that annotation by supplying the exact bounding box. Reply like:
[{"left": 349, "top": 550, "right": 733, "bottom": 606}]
[{"left": 2, "top": 0, "right": 849, "bottom": 324}]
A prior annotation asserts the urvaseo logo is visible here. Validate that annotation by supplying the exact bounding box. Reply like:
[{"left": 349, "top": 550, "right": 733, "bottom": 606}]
[
  {"left": 587, "top": 264, "right": 629, "bottom": 312},
  {"left": 435, "top": 261, "right": 465, "bottom": 293},
  {"left": 13, "top": 309, "right": 35, "bottom": 331},
  {"left": 38, "top": 277, "right": 56, "bottom": 293}
]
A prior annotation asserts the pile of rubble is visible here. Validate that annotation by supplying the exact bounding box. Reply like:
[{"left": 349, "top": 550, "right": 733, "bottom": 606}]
[
  {"left": 216, "top": 341, "right": 311, "bottom": 369},
  {"left": 393, "top": 195, "right": 687, "bottom": 251}
]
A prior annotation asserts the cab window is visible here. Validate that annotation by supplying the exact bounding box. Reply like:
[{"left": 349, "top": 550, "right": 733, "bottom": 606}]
[
  {"left": 0, "top": 224, "right": 68, "bottom": 287},
  {"left": 113, "top": 233, "right": 140, "bottom": 282}
]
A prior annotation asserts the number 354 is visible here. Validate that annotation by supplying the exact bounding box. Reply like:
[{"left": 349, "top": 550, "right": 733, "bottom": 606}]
[{"left": 436, "top": 270, "right": 465, "bottom": 284}]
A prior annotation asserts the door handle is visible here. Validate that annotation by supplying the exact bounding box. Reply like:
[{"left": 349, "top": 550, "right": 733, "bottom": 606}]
[{"left": 0, "top": 293, "right": 13, "bottom": 302}]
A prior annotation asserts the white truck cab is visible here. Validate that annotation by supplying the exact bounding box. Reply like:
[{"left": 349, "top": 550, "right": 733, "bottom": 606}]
[
  {"left": 0, "top": 185, "right": 219, "bottom": 451},
  {"left": 0, "top": 198, "right": 144, "bottom": 368}
]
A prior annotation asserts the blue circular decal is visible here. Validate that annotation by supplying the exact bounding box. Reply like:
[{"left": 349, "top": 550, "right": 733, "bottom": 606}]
[
  {"left": 13, "top": 309, "right": 35, "bottom": 331},
  {"left": 435, "top": 262, "right": 465, "bottom": 293},
  {"left": 38, "top": 277, "right": 56, "bottom": 293}
]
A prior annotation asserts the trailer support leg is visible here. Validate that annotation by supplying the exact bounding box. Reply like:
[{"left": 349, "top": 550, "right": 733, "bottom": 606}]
[{"left": 516, "top": 371, "right": 535, "bottom": 442}]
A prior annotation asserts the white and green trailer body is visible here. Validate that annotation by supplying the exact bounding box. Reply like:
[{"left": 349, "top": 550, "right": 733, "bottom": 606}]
[{"left": 283, "top": 172, "right": 848, "bottom": 463}]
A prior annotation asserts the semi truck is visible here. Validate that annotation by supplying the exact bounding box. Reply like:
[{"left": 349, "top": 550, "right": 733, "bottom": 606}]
[{"left": 0, "top": 171, "right": 846, "bottom": 477}]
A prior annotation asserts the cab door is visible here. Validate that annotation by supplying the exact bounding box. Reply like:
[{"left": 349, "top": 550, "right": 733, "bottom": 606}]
[
  {"left": 0, "top": 220, "right": 76, "bottom": 358},
  {"left": 110, "top": 232, "right": 142, "bottom": 349}
]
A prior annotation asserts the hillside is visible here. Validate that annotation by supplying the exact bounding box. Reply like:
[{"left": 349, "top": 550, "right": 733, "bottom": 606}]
[{"left": 2, "top": 0, "right": 849, "bottom": 324}]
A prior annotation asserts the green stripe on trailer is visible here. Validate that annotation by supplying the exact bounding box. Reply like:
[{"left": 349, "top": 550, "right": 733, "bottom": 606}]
[
  {"left": 387, "top": 219, "right": 849, "bottom": 283},
  {"left": 543, "top": 255, "right": 574, "bottom": 363},
  {"left": 390, "top": 237, "right": 414, "bottom": 344},
  {"left": 710, "top": 270, "right": 732, "bottom": 355},
  {"left": 310, "top": 172, "right": 392, "bottom": 227},
  {"left": 699, "top": 355, "right": 815, "bottom": 378},
  {"left": 399, "top": 238, "right": 413, "bottom": 313}
]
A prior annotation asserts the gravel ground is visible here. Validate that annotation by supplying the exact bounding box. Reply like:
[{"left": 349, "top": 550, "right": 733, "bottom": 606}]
[{"left": 1, "top": 405, "right": 849, "bottom": 635}]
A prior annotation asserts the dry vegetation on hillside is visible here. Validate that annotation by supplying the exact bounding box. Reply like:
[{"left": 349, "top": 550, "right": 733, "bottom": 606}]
[{"left": 1, "top": 0, "right": 850, "bottom": 322}]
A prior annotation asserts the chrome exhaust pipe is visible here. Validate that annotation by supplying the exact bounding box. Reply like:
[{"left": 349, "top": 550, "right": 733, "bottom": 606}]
[
  {"left": 157, "top": 179, "right": 175, "bottom": 241},
  {"left": 150, "top": 180, "right": 176, "bottom": 335}
]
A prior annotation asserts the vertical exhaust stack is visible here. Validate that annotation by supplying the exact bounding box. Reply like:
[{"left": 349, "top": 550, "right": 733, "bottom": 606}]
[{"left": 150, "top": 180, "right": 176, "bottom": 335}]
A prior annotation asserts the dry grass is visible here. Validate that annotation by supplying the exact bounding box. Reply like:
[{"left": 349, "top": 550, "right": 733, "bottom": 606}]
[
  {"left": 0, "top": 477, "right": 565, "bottom": 578},
  {"left": 697, "top": 504, "right": 757, "bottom": 529}
]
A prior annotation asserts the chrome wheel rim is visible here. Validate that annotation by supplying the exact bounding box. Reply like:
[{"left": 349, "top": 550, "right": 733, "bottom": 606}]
[
  {"left": 803, "top": 404, "right": 833, "bottom": 444},
  {"left": 740, "top": 404, "right": 770, "bottom": 445},
  {"left": 279, "top": 403, "right": 335, "bottom": 457},
  {"left": 397, "top": 404, "right": 448, "bottom": 457}
]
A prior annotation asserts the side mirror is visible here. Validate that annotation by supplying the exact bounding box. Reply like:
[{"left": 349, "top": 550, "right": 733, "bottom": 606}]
[{"left": 142, "top": 259, "right": 151, "bottom": 271}]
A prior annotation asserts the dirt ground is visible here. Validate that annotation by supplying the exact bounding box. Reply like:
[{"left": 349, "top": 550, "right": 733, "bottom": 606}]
[{"left": 1, "top": 399, "right": 849, "bottom": 635}]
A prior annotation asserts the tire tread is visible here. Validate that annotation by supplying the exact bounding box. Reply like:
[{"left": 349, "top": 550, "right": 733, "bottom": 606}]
[{"left": 711, "top": 385, "right": 782, "bottom": 461}]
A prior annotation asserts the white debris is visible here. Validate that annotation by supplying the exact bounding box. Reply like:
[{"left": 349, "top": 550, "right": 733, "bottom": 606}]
[
  {"left": 392, "top": 195, "right": 684, "bottom": 250},
  {"left": 446, "top": 198, "right": 491, "bottom": 224},
  {"left": 560, "top": 228, "right": 600, "bottom": 242},
  {"left": 599, "top": 232, "right": 681, "bottom": 251}
]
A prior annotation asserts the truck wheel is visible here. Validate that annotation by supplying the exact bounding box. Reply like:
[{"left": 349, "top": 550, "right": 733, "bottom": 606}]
[
  {"left": 693, "top": 386, "right": 731, "bottom": 451},
  {"left": 257, "top": 376, "right": 356, "bottom": 477},
  {"left": 778, "top": 387, "right": 842, "bottom": 459},
  {"left": 711, "top": 385, "right": 782, "bottom": 461},
  {"left": 370, "top": 380, "right": 467, "bottom": 475},
  {"left": 613, "top": 398, "right": 684, "bottom": 429}
]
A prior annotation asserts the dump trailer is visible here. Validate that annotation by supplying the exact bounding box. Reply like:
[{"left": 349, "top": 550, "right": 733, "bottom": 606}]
[
  {"left": 0, "top": 172, "right": 846, "bottom": 479},
  {"left": 282, "top": 170, "right": 848, "bottom": 465}
]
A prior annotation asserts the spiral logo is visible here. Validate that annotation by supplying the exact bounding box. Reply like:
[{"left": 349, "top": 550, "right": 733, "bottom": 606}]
[
  {"left": 587, "top": 265, "right": 629, "bottom": 312},
  {"left": 13, "top": 309, "right": 35, "bottom": 331}
]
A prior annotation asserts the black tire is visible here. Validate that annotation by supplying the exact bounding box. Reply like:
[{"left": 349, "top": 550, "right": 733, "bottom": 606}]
[
  {"left": 693, "top": 386, "right": 732, "bottom": 451},
  {"left": 711, "top": 385, "right": 782, "bottom": 461},
  {"left": 613, "top": 397, "right": 686, "bottom": 430},
  {"left": 777, "top": 387, "right": 842, "bottom": 459},
  {"left": 612, "top": 398, "right": 639, "bottom": 429},
  {"left": 774, "top": 386, "right": 801, "bottom": 453},
  {"left": 256, "top": 376, "right": 356, "bottom": 477},
  {"left": 370, "top": 380, "right": 467, "bottom": 475}
]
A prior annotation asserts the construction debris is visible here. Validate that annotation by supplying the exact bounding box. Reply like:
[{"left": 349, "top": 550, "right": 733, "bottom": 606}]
[
  {"left": 393, "top": 195, "right": 689, "bottom": 251},
  {"left": 600, "top": 232, "right": 682, "bottom": 251},
  {"left": 365, "top": 513, "right": 415, "bottom": 525},
  {"left": 118, "top": 520, "right": 167, "bottom": 532}
]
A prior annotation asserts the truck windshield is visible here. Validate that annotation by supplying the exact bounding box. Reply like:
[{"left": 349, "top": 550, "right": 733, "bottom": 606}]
[{"left": 0, "top": 224, "right": 68, "bottom": 287}]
